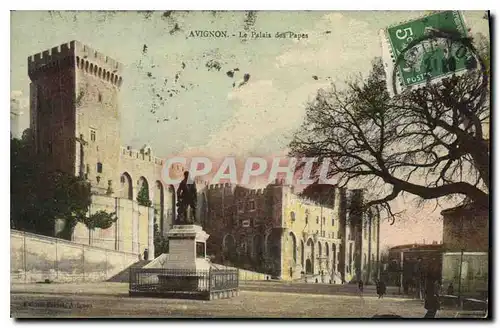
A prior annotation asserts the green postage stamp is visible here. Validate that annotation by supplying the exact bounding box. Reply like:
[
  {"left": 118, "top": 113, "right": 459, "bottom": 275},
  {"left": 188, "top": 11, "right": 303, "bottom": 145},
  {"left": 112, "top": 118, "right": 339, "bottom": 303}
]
[{"left": 380, "top": 11, "right": 476, "bottom": 95}]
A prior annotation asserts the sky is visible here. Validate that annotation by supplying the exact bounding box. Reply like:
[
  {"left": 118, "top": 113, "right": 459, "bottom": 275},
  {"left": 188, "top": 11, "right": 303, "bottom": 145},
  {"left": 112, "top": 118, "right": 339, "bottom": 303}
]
[{"left": 10, "top": 10, "right": 490, "bottom": 248}]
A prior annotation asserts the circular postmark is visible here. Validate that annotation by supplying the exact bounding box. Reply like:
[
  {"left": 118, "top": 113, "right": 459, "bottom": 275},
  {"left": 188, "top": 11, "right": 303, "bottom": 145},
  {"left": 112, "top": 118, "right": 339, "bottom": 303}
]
[{"left": 390, "top": 29, "right": 488, "bottom": 97}]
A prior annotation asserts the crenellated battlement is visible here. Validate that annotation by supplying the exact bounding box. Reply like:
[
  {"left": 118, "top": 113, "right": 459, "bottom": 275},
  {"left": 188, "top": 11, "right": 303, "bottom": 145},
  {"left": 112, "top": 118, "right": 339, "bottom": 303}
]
[
  {"left": 120, "top": 146, "right": 164, "bottom": 166},
  {"left": 208, "top": 183, "right": 233, "bottom": 190},
  {"left": 28, "top": 41, "right": 76, "bottom": 72},
  {"left": 286, "top": 185, "right": 347, "bottom": 210},
  {"left": 28, "top": 41, "right": 124, "bottom": 87},
  {"left": 206, "top": 184, "right": 266, "bottom": 197}
]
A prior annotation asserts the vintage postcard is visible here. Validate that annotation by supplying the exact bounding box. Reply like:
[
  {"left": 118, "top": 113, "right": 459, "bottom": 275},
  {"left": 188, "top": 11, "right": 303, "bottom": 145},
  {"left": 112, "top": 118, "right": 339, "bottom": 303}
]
[{"left": 10, "top": 10, "right": 490, "bottom": 319}]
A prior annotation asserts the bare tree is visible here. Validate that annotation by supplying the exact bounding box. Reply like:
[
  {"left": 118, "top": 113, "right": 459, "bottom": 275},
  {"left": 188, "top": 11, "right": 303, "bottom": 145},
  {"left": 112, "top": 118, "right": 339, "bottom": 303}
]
[{"left": 289, "top": 36, "right": 489, "bottom": 222}]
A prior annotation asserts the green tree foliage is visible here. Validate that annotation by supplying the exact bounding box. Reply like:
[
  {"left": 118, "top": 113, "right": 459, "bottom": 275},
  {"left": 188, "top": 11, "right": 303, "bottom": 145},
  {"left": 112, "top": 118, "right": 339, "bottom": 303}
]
[
  {"left": 83, "top": 210, "right": 118, "bottom": 230},
  {"left": 136, "top": 182, "right": 152, "bottom": 207},
  {"left": 11, "top": 130, "right": 118, "bottom": 239},
  {"left": 289, "top": 34, "right": 490, "bottom": 221},
  {"left": 153, "top": 209, "right": 169, "bottom": 258},
  {"left": 11, "top": 130, "right": 51, "bottom": 234}
]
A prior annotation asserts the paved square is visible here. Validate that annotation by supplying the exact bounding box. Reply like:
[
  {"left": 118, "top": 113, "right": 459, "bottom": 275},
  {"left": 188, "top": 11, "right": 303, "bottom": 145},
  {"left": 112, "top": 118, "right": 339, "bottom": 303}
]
[{"left": 10, "top": 282, "right": 472, "bottom": 318}]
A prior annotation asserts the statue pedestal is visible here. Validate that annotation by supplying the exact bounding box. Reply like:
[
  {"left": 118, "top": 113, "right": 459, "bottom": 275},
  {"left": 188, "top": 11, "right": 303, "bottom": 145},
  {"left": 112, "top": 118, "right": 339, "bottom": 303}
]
[
  {"left": 162, "top": 225, "right": 210, "bottom": 270},
  {"left": 131, "top": 224, "right": 239, "bottom": 300},
  {"left": 156, "top": 225, "right": 210, "bottom": 292}
]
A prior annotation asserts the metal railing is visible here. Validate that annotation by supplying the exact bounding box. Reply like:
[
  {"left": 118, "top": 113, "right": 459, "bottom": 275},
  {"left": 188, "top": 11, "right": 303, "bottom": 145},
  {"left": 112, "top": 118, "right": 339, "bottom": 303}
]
[
  {"left": 210, "top": 269, "right": 239, "bottom": 292},
  {"left": 129, "top": 268, "right": 239, "bottom": 295}
]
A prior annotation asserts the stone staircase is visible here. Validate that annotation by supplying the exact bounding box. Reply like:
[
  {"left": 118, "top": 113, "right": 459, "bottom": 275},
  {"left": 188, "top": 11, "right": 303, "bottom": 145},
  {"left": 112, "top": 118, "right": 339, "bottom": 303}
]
[{"left": 107, "top": 260, "right": 150, "bottom": 282}]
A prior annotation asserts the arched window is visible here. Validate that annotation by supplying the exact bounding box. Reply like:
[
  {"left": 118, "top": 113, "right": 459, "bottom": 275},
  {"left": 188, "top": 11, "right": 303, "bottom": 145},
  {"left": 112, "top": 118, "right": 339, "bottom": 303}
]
[
  {"left": 265, "top": 233, "right": 273, "bottom": 256},
  {"left": 240, "top": 234, "right": 248, "bottom": 256},
  {"left": 223, "top": 234, "right": 236, "bottom": 262},
  {"left": 154, "top": 180, "right": 164, "bottom": 231},
  {"left": 332, "top": 243, "right": 337, "bottom": 271},
  {"left": 136, "top": 177, "right": 150, "bottom": 206},
  {"left": 300, "top": 240, "right": 305, "bottom": 268},
  {"left": 289, "top": 232, "right": 297, "bottom": 264},
  {"left": 165, "top": 185, "right": 175, "bottom": 228},
  {"left": 253, "top": 235, "right": 263, "bottom": 259},
  {"left": 120, "top": 173, "right": 133, "bottom": 200},
  {"left": 306, "top": 239, "right": 315, "bottom": 275},
  {"left": 96, "top": 162, "right": 103, "bottom": 173}
]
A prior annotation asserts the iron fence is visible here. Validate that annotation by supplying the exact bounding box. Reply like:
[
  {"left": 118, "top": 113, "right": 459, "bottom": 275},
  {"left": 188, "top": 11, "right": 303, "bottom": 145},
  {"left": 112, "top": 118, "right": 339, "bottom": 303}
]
[
  {"left": 129, "top": 267, "right": 239, "bottom": 295},
  {"left": 210, "top": 269, "right": 239, "bottom": 292}
]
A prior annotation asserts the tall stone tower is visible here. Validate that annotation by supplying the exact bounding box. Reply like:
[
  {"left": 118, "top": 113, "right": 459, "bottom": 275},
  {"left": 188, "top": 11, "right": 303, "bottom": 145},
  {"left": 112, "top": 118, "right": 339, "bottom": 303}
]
[{"left": 28, "top": 41, "right": 123, "bottom": 194}]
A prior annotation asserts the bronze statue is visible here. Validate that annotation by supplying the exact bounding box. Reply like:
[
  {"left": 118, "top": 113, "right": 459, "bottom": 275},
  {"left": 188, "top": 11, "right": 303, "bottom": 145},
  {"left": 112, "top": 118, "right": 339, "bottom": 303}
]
[{"left": 176, "top": 171, "right": 197, "bottom": 224}]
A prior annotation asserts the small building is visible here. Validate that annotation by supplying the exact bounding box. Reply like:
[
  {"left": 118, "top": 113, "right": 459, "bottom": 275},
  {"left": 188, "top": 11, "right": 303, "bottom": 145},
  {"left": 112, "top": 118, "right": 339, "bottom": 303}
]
[
  {"left": 386, "top": 243, "right": 443, "bottom": 295},
  {"left": 441, "top": 202, "right": 489, "bottom": 299}
]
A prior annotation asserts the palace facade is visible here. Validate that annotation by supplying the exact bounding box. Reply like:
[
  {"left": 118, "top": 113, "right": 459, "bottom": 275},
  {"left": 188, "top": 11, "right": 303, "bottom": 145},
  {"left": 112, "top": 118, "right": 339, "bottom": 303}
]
[{"left": 27, "top": 41, "right": 380, "bottom": 282}]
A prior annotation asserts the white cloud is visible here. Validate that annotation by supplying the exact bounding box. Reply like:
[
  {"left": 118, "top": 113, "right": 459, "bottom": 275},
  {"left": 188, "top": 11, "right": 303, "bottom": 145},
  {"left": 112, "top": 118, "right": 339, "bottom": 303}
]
[
  {"left": 200, "top": 77, "right": 329, "bottom": 157},
  {"left": 10, "top": 90, "right": 30, "bottom": 138},
  {"left": 10, "top": 90, "right": 29, "bottom": 111},
  {"left": 196, "top": 12, "right": 380, "bottom": 158}
]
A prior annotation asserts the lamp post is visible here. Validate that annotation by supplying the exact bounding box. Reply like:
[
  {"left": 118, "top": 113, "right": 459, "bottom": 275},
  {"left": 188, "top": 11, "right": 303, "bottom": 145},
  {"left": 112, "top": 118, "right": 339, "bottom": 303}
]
[
  {"left": 458, "top": 248, "right": 464, "bottom": 303},
  {"left": 457, "top": 214, "right": 465, "bottom": 306},
  {"left": 399, "top": 251, "right": 404, "bottom": 295}
]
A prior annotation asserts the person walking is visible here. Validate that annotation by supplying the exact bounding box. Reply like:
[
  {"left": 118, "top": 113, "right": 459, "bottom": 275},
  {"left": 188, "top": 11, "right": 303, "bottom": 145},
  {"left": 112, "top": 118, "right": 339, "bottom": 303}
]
[
  {"left": 380, "top": 280, "right": 387, "bottom": 298},
  {"left": 376, "top": 280, "right": 381, "bottom": 299},
  {"left": 424, "top": 284, "right": 440, "bottom": 318},
  {"left": 358, "top": 279, "right": 364, "bottom": 297},
  {"left": 376, "top": 279, "right": 387, "bottom": 299},
  {"left": 447, "top": 282, "right": 454, "bottom": 295}
]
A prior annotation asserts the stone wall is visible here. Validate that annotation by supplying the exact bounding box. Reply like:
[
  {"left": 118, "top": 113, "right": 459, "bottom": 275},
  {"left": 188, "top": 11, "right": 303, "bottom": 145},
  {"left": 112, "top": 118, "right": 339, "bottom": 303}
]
[
  {"left": 117, "top": 146, "right": 176, "bottom": 239},
  {"left": 28, "top": 57, "right": 76, "bottom": 175},
  {"left": 75, "top": 53, "right": 122, "bottom": 193},
  {"left": 441, "top": 252, "right": 488, "bottom": 298},
  {"left": 237, "top": 268, "right": 271, "bottom": 281},
  {"left": 71, "top": 195, "right": 152, "bottom": 257},
  {"left": 204, "top": 183, "right": 282, "bottom": 275},
  {"left": 442, "top": 204, "right": 489, "bottom": 252},
  {"left": 11, "top": 229, "right": 139, "bottom": 283}
]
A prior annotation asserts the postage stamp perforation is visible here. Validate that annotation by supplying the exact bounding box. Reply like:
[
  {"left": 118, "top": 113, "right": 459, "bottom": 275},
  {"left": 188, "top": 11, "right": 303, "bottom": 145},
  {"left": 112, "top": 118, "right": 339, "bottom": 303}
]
[
  {"left": 400, "top": 69, "right": 471, "bottom": 93},
  {"left": 383, "top": 10, "right": 444, "bottom": 30}
]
